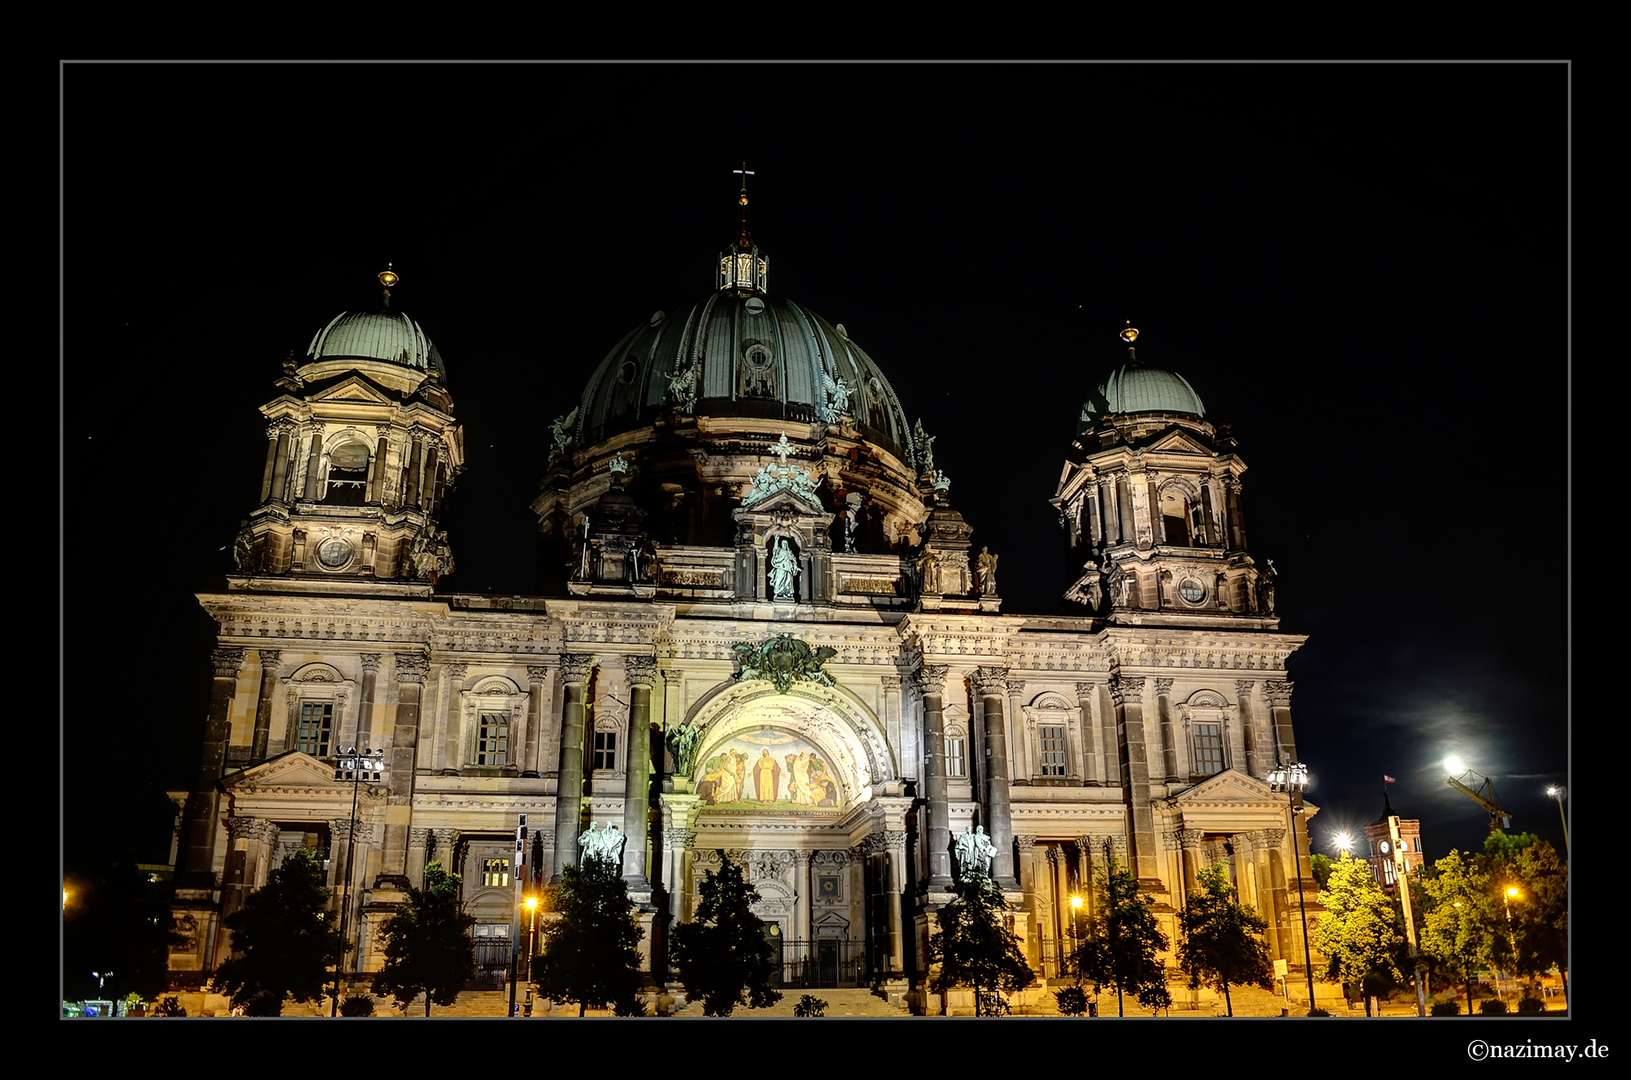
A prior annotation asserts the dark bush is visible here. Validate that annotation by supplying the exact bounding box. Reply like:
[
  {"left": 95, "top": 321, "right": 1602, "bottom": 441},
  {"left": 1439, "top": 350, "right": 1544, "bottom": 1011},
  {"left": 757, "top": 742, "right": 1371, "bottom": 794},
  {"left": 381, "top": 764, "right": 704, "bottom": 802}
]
[
  {"left": 1479, "top": 998, "right": 1508, "bottom": 1016},
  {"left": 339, "top": 995, "right": 375, "bottom": 1016},
  {"left": 1055, "top": 986, "right": 1088, "bottom": 1016},
  {"left": 793, "top": 994, "right": 827, "bottom": 1017},
  {"left": 153, "top": 996, "right": 187, "bottom": 1017},
  {"left": 1517, "top": 996, "right": 1546, "bottom": 1015},
  {"left": 1431, "top": 1000, "right": 1461, "bottom": 1016}
]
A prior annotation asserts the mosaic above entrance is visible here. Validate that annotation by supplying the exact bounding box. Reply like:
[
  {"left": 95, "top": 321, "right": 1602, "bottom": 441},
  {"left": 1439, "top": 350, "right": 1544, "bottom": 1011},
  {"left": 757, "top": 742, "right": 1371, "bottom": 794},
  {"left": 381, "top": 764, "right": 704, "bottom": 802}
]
[{"left": 697, "top": 731, "right": 840, "bottom": 812}]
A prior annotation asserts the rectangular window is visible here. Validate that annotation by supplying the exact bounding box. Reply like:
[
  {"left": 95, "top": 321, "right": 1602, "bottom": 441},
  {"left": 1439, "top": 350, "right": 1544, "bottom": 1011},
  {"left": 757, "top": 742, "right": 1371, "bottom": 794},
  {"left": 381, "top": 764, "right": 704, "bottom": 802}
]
[
  {"left": 1038, "top": 725, "right": 1068, "bottom": 777},
  {"left": 298, "top": 702, "right": 333, "bottom": 757},
  {"left": 593, "top": 730, "right": 617, "bottom": 771},
  {"left": 477, "top": 712, "right": 509, "bottom": 766},
  {"left": 946, "top": 737, "right": 967, "bottom": 778},
  {"left": 482, "top": 858, "right": 510, "bottom": 887},
  {"left": 1193, "top": 723, "right": 1224, "bottom": 775}
]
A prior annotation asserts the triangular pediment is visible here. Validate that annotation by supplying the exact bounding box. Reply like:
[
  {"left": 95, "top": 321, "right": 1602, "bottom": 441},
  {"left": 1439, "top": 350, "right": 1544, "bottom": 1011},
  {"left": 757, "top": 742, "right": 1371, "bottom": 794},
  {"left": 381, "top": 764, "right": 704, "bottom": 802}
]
[
  {"left": 740, "top": 485, "right": 830, "bottom": 519},
  {"left": 1143, "top": 427, "right": 1215, "bottom": 456},
  {"left": 1169, "top": 769, "right": 1278, "bottom": 807},
  {"left": 224, "top": 751, "right": 345, "bottom": 794},
  {"left": 308, "top": 375, "right": 395, "bottom": 406}
]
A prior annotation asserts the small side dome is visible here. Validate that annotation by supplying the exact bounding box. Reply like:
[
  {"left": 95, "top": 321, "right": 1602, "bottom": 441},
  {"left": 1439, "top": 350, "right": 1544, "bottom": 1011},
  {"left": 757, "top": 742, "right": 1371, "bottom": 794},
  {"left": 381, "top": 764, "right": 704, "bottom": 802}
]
[
  {"left": 1078, "top": 327, "right": 1205, "bottom": 434},
  {"left": 307, "top": 309, "right": 447, "bottom": 381}
]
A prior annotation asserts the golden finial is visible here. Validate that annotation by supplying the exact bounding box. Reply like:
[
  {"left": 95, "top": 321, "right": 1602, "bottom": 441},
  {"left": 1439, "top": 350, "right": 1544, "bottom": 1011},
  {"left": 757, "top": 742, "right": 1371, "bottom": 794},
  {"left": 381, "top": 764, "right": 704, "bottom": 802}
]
[
  {"left": 379, "top": 262, "right": 399, "bottom": 289},
  {"left": 1119, "top": 321, "right": 1139, "bottom": 345}
]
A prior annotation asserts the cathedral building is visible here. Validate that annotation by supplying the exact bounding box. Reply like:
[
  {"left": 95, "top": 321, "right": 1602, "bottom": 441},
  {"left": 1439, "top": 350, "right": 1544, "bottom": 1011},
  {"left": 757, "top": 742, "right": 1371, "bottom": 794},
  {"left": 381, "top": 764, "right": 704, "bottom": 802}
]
[{"left": 169, "top": 196, "right": 1320, "bottom": 1010}]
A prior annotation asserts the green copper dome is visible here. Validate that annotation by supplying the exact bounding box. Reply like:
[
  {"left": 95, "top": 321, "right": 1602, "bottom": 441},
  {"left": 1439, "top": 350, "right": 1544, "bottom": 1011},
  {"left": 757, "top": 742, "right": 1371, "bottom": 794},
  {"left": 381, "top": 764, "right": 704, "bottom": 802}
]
[
  {"left": 568, "top": 289, "right": 915, "bottom": 462},
  {"left": 1078, "top": 363, "right": 1206, "bottom": 434}
]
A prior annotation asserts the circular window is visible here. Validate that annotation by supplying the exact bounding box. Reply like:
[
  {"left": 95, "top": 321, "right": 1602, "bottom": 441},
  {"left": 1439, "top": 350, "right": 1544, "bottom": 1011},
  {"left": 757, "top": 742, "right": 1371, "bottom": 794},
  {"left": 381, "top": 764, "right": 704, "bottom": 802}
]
[
  {"left": 1179, "top": 577, "right": 1206, "bottom": 604},
  {"left": 316, "top": 538, "right": 354, "bottom": 570},
  {"left": 745, "top": 343, "right": 773, "bottom": 368},
  {"left": 618, "top": 359, "right": 638, "bottom": 385},
  {"left": 744, "top": 296, "right": 766, "bottom": 316}
]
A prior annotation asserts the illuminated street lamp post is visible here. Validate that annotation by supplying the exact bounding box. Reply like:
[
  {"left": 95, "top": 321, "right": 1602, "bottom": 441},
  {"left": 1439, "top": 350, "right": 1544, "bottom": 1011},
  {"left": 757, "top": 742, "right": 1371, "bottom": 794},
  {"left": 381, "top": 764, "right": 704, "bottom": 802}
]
[
  {"left": 331, "top": 746, "right": 385, "bottom": 1017},
  {"left": 1546, "top": 786, "right": 1569, "bottom": 855},
  {"left": 1501, "top": 885, "right": 1522, "bottom": 1004},
  {"left": 1268, "top": 761, "right": 1318, "bottom": 1014},
  {"left": 1068, "top": 894, "right": 1083, "bottom": 977}
]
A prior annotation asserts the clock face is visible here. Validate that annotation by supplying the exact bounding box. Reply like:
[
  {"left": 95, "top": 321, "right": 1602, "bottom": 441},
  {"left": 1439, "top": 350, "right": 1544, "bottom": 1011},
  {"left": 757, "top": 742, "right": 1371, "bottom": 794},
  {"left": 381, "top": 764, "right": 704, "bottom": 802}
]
[
  {"left": 1379, "top": 840, "right": 1392, "bottom": 855},
  {"left": 1179, "top": 577, "right": 1205, "bottom": 604},
  {"left": 317, "top": 537, "right": 354, "bottom": 570}
]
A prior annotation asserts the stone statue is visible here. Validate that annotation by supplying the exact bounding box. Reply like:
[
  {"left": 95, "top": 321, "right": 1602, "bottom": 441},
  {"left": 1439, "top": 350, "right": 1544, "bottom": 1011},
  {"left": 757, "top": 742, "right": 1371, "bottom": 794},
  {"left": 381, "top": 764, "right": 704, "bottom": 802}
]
[
  {"left": 667, "top": 361, "right": 698, "bottom": 413},
  {"left": 977, "top": 547, "right": 998, "bottom": 595},
  {"left": 232, "top": 521, "right": 255, "bottom": 571},
  {"left": 825, "top": 373, "right": 852, "bottom": 417},
  {"left": 769, "top": 538, "right": 798, "bottom": 600},
  {"left": 578, "top": 821, "right": 625, "bottom": 866},
  {"left": 549, "top": 407, "right": 578, "bottom": 459},
  {"left": 913, "top": 419, "right": 936, "bottom": 476},
  {"left": 667, "top": 723, "right": 702, "bottom": 773},
  {"left": 410, "top": 530, "right": 437, "bottom": 580},
  {"left": 954, "top": 825, "right": 996, "bottom": 880}
]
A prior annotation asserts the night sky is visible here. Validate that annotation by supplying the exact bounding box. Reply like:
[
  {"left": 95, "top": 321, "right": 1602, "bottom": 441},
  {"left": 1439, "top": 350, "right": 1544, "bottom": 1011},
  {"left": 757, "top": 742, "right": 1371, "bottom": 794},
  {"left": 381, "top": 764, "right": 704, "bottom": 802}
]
[{"left": 63, "top": 63, "right": 1569, "bottom": 903}]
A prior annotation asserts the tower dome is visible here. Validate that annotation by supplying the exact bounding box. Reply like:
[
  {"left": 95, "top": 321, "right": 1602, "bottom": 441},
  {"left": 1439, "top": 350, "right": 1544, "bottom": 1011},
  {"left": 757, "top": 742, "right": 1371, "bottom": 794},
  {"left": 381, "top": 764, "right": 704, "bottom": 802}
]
[{"left": 307, "top": 308, "right": 446, "bottom": 380}]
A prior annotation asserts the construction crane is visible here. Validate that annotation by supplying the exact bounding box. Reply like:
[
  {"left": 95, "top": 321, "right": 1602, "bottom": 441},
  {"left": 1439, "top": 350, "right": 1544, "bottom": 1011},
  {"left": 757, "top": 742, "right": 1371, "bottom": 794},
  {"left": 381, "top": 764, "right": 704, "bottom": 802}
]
[{"left": 1444, "top": 760, "right": 1512, "bottom": 834}]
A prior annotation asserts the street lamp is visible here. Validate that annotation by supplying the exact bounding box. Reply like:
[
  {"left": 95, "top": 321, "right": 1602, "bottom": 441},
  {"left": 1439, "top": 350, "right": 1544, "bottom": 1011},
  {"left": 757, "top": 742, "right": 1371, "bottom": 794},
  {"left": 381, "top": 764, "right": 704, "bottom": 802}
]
[
  {"left": 524, "top": 895, "right": 540, "bottom": 985},
  {"left": 1501, "top": 885, "right": 1522, "bottom": 1004},
  {"left": 1546, "top": 786, "right": 1569, "bottom": 855},
  {"left": 1268, "top": 761, "right": 1318, "bottom": 1014},
  {"left": 331, "top": 746, "right": 385, "bottom": 1016},
  {"left": 1332, "top": 832, "right": 1354, "bottom": 858}
]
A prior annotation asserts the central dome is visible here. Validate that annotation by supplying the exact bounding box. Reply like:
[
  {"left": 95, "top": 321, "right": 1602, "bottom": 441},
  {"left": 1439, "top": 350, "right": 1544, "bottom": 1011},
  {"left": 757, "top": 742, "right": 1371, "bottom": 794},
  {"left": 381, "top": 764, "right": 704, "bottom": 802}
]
[{"left": 569, "top": 289, "right": 915, "bottom": 462}]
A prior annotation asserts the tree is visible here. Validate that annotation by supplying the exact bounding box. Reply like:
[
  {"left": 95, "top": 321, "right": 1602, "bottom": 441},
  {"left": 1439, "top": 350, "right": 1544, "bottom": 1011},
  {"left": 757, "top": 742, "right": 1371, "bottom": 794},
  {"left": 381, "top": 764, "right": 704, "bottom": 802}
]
[
  {"left": 1312, "top": 854, "right": 1406, "bottom": 1014},
  {"left": 1072, "top": 859, "right": 1172, "bottom": 1016},
  {"left": 373, "top": 862, "right": 477, "bottom": 1016},
  {"left": 1479, "top": 833, "right": 1567, "bottom": 996},
  {"left": 669, "top": 853, "right": 781, "bottom": 1016},
  {"left": 1176, "top": 863, "right": 1273, "bottom": 1016},
  {"left": 213, "top": 848, "right": 340, "bottom": 1014},
  {"left": 928, "top": 864, "right": 1034, "bottom": 1016},
  {"left": 533, "top": 853, "right": 644, "bottom": 1016},
  {"left": 1420, "top": 849, "right": 1498, "bottom": 1017}
]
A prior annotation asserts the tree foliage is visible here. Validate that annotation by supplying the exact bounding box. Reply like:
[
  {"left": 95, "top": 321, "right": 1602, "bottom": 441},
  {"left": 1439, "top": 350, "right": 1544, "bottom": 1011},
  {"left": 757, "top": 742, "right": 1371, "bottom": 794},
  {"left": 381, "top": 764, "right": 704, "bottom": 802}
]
[
  {"left": 1480, "top": 833, "right": 1567, "bottom": 984},
  {"left": 670, "top": 854, "right": 781, "bottom": 1016},
  {"left": 1312, "top": 854, "right": 1406, "bottom": 1006},
  {"left": 373, "top": 862, "right": 476, "bottom": 1016},
  {"left": 1071, "top": 859, "right": 1172, "bottom": 1016},
  {"left": 928, "top": 865, "right": 1034, "bottom": 1015},
  {"left": 533, "top": 853, "right": 644, "bottom": 1016},
  {"left": 1420, "top": 848, "right": 1497, "bottom": 1015},
  {"left": 212, "top": 848, "right": 339, "bottom": 1013},
  {"left": 1176, "top": 863, "right": 1273, "bottom": 1016}
]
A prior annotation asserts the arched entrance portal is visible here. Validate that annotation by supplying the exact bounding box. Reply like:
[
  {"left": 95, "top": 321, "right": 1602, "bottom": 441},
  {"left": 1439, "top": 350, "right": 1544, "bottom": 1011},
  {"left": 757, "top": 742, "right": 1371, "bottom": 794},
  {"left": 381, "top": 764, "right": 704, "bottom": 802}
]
[{"left": 671, "top": 680, "right": 900, "bottom": 988}]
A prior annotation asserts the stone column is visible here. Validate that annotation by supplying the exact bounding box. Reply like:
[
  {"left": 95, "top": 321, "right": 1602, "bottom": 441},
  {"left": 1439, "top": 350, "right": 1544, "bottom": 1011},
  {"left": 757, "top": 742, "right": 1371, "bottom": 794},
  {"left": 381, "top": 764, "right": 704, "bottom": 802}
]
[
  {"left": 881, "top": 676, "right": 903, "bottom": 774},
  {"left": 1111, "top": 675, "right": 1160, "bottom": 884},
  {"left": 622, "top": 656, "right": 657, "bottom": 889},
  {"left": 884, "top": 829, "right": 907, "bottom": 976},
  {"left": 916, "top": 664, "right": 952, "bottom": 887},
  {"left": 432, "top": 662, "right": 464, "bottom": 773},
  {"left": 1095, "top": 683, "right": 1120, "bottom": 786},
  {"left": 1235, "top": 681, "right": 1261, "bottom": 778},
  {"left": 793, "top": 850, "right": 812, "bottom": 954},
  {"left": 215, "top": 816, "right": 277, "bottom": 968},
  {"left": 422, "top": 437, "right": 441, "bottom": 515},
  {"left": 301, "top": 426, "right": 323, "bottom": 502},
  {"left": 369, "top": 426, "right": 390, "bottom": 505},
  {"left": 1264, "top": 680, "right": 1297, "bottom": 765},
  {"left": 1155, "top": 677, "right": 1178, "bottom": 782},
  {"left": 1005, "top": 677, "right": 1027, "bottom": 781},
  {"left": 1073, "top": 682, "right": 1099, "bottom": 784},
  {"left": 1015, "top": 835, "right": 1041, "bottom": 970},
  {"left": 523, "top": 666, "right": 548, "bottom": 776},
  {"left": 258, "top": 424, "right": 280, "bottom": 502},
  {"left": 378, "top": 652, "right": 427, "bottom": 881},
  {"left": 250, "top": 648, "right": 281, "bottom": 764},
  {"left": 552, "top": 654, "right": 595, "bottom": 880},
  {"left": 1199, "top": 474, "right": 1220, "bottom": 546},
  {"left": 266, "top": 421, "right": 294, "bottom": 504},
  {"left": 973, "top": 667, "right": 1017, "bottom": 888},
  {"left": 409, "top": 828, "right": 430, "bottom": 888},
  {"left": 356, "top": 653, "right": 382, "bottom": 747},
  {"left": 179, "top": 646, "right": 244, "bottom": 881},
  {"left": 1179, "top": 827, "right": 1205, "bottom": 900},
  {"left": 402, "top": 430, "right": 423, "bottom": 508},
  {"left": 1258, "top": 827, "right": 1289, "bottom": 961},
  {"left": 1073, "top": 836, "right": 1096, "bottom": 920},
  {"left": 1224, "top": 477, "right": 1247, "bottom": 551}
]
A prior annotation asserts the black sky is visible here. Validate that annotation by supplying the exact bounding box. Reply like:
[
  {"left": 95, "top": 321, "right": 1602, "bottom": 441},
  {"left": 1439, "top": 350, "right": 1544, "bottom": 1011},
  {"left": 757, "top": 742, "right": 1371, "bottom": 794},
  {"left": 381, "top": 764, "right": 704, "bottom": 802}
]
[{"left": 63, "top": 63, "right": 1569, "bottom": 887}]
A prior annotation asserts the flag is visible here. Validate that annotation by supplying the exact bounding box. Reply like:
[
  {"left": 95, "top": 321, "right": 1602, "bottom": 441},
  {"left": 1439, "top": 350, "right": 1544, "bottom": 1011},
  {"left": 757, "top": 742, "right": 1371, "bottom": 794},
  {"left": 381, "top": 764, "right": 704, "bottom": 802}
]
[{"left": 1383, "top": 774, "right": 1395, "bottom": 783}]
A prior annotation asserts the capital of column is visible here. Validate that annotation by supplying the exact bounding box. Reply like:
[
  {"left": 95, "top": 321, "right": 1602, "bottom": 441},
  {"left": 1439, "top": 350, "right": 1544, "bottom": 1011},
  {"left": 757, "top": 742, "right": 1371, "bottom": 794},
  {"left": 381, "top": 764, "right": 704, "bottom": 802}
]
[
  {"left": 211, "top": 647, "right": 246, "bottom": 678},
  {"left": 1014, "top": 834, "right": 1036, "bottom": 852},
  {"left": 1251, "top": 827, "right": 1286, "bottom": 847},
  {"left": 359, "top": 653, "right": 383, "bottom": 674},
  {"left": 1263, "top": 680, "right": 1294, "bottom": 707},
  {"left": 559, "top": 653, "right": 595, "bottom": 685},
  {"left": 880, "top": 675, "right": 902, "bottom": 691},
  {"left": 1074, "top": 681, "right": 1099, "bottom": 701},
  {"left": 915, "top": 664, "right": 949, "bottom": 698},
  {"left": 1005, "top": 677, "right": 1025, "bottom": 696},
  {"left": 1154, "top": 677, "right": 1174, "bottom": 696},
  {"left": 258, "top": 648, "right": 282, "bottom": 669},
  {"left": 1234, "top": 679, "right": 1256, "bottom": 698},
  {"left": 972, "top": 666, "right": 1009, "bottom": 697},
  {"left": 1110, "top": 676, "right": 1146, "bottom": 708},
  {"left": 228, "top": 816, "right": 278, "bottom": 843},
  {"left": 394, "top": 652, "right": 429, "bottom": 683},
  {"left": 625, "top": 655, "right": 658, "bottom": 689},
  {"left": 526, "top": 665, "right": 549, "bottom": 686}
]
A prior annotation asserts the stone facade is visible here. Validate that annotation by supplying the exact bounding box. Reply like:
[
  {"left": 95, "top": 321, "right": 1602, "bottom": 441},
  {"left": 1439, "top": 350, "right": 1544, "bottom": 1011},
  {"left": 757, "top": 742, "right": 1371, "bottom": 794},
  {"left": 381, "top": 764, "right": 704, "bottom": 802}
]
[{"left": 171, "top": 241, "right": 1322, "bottom": 1001}]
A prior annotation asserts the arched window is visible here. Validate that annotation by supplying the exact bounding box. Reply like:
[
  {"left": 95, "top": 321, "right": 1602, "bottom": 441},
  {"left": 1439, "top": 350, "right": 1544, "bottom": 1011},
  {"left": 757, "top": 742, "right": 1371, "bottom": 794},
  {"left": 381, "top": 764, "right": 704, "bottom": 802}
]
[{"left": 324, "top": 436, "right": 373, "bottom": 506}]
